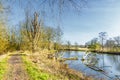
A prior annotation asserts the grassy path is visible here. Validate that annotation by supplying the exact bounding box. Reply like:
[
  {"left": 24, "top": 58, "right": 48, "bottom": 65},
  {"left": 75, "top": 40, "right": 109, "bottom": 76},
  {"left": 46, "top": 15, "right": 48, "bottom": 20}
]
[
  {"left": 0, "top": 51, "right": 93, "bottom": 80},
  {"left": 3, "top": 54, "right": 29, "bottom": 80}
]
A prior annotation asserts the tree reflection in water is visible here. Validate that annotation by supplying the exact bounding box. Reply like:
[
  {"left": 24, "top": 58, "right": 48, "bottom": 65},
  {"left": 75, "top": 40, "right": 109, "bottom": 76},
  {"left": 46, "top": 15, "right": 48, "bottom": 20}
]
[
  {"left": 106, "top": 54, "right": 120, "bottom": 73},
  {"left": 82, "top": 53, "right": 99, "bottom": 66}
]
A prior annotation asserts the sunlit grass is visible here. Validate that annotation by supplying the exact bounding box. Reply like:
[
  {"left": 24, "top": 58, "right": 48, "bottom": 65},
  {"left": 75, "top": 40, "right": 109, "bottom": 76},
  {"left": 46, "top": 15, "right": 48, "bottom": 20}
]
[
  {"left": 22, "top": 50, "right": 93, "bottom": 80},
  {"left": 22, "top": 55, "right": 58, "bottom": 80},
  {"left": 0, "top": 56, "right": 8, "bottom": 79}
]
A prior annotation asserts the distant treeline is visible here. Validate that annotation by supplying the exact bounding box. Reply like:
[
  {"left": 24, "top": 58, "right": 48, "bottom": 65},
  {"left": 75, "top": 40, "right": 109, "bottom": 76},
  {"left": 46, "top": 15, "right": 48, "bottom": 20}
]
[{"left": 85, "top": 32, "right": 120, "bottom": 52}]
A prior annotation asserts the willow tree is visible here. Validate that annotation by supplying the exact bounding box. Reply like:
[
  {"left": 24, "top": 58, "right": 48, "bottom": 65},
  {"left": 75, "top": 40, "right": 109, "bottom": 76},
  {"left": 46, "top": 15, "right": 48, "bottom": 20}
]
[{"left": 99, "top": 32, "right": 107, "bottom": 51}]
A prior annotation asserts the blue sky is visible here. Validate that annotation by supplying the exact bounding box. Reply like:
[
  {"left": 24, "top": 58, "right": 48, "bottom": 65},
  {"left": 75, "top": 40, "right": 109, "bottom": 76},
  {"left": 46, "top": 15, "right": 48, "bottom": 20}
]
[
  {"left": 7, "top": 0, "right": 120, "bottom": 45},
  {"left": 62, "top": 0, "right": 120, "bottom": 44}
]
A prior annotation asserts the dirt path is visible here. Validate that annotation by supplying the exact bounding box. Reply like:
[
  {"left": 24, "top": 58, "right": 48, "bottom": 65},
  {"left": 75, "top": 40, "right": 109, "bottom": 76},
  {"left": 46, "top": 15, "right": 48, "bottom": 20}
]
[{"left": 3, "top": 54, "right": 29, "bottom": 80}]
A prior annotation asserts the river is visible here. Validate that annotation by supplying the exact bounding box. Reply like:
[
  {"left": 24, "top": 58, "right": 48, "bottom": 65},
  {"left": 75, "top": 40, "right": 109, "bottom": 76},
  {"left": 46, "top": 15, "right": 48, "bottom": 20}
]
[{"left": 59, "top": 51, "right": 120, "bottom": 80}]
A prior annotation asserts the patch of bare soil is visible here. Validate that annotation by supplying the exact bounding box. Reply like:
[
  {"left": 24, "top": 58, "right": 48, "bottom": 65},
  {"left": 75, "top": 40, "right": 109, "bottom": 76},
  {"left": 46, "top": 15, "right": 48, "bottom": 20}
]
[{"left": 3, "top": 54, "right": 29, "bottom": 80}]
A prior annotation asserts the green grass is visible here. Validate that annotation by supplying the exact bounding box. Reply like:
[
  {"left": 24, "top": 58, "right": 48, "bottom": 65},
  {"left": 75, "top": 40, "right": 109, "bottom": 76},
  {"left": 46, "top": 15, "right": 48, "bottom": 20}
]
[
  {"left": 0, "top": 56, "right": 8, "bottom": 79},
  {"left": 22, "top": 56, "right": 58, "bottom": 80}
]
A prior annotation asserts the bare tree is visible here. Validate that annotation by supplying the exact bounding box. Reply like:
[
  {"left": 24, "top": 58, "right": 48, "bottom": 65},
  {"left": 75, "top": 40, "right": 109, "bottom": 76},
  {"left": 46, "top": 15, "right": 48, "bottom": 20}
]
[
  {"left": 114, "top": 36, "right": 120, "bottom": 51},
  {"left": 25, "top": 12, "right": 41, "bottom": 52},
  {"left": 99, "top": 32, "right": 107, "bottom": 52},
  {"left": 114, "top": 36, "right": 120, "bottom": 45},
  {"left": 105, "top": 38, "right": 115, "bottom": 51},
  {"left": 44, "top": 26, "right": 56, "bottom": 50},
  {"left": 54, "top": 26, "right": 63, "bottom": 50},
  {"left": 66, "top": 41, "right": 71, "bottom": 50},
  {"left": 74, "top": 42, "right": 79, "bottom": 50}
]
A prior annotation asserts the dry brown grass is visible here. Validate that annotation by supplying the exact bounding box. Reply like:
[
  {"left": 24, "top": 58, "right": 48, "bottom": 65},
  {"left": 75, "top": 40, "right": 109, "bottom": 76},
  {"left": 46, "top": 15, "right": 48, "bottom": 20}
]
[
  {"left": 22, "top": 50, "right": 93, "bottom": 80},
  {"left": 0, "top": 54, "right": 7, "bottom": 61}
]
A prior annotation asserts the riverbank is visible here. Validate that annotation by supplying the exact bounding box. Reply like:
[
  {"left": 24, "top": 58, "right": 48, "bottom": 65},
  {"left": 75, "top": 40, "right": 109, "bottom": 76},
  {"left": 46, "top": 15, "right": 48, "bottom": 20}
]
[
  {"left": 21, "top": 50, "right": 93, "bottom": 80},
  {"left": 91, "top": 50, "right": 120, "bottom": 55},
  {"left": 62, "top": 47, "right": 120, "bottom": 55},
  {"left": 62, "top": 48, "right": 88, "bottom": 51}
]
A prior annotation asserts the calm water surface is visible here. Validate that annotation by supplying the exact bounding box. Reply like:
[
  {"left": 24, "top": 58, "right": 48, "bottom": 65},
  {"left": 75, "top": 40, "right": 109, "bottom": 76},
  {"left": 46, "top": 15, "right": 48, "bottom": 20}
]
[{"left": 59, "top": 51, "right": 120, "bottom": 80}]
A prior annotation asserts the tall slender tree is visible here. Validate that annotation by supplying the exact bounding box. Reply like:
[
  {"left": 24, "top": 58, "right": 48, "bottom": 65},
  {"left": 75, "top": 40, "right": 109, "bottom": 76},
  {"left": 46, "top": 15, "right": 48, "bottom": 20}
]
[{"left": 99, "top": 32, "right": 107, "bottom": 51}]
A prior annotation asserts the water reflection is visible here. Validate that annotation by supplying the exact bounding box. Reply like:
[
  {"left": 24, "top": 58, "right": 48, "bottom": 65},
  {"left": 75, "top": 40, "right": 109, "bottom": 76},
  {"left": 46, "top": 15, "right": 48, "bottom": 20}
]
[
  {"left": 106, "top": 54, "right": 120, "bottom": 75},
  {"left": 82, "top": 53, "right": 99, "bottom": 66},
  {"left": 59, "top": 51, "right": 120, "bottom": 79}
]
